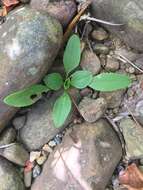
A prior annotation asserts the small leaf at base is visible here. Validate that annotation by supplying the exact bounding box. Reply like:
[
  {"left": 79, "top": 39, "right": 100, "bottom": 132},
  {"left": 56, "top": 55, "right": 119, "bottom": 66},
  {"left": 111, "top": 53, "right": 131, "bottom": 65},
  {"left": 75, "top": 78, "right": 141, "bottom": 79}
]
[
  {"left": 52, "top": 92, "right": 72, "bottom": 128},
  {"left": 43, "top": 73, "right": 63, "bottom": 90}
]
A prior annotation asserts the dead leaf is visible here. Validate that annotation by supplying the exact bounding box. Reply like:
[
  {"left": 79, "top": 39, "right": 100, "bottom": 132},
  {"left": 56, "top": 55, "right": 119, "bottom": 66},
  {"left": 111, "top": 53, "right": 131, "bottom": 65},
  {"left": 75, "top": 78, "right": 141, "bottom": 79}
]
[
  {"left": 0, "top": 0, "right": 20, "bottom": 17},
  {"left": 2, "top": 0, "right": 19, "bottom": 7},
  {"left": 119, "top": 163, "right": 143, "bottom": 190}
]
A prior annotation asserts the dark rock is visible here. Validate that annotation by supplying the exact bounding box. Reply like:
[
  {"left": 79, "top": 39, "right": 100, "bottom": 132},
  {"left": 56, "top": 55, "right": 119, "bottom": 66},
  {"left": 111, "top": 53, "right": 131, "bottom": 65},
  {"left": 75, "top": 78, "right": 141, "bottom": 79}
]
[
  {"left": 31, "top": 119, "right": 122, "bottom": 190},
  {"left": 30, "top": 0, "right": 77, "bottom": 27},
  {"left": 80, "top": 50, "right": 101, "bottom": 75},
  {"left": 20, "top": 0, "right": 30, "bottom": 3},
  {"left": 105, "top": 56, "right": 120, "bottom": 71},
  {"left": 92, "top": 43, "right": 109, "bottom": 55},
  {"left": 0, "top": 157, "right": 25, "bottom": 190},
  {"left": 0, "top": 6, "right": 62, "bottom": 132},
  {"left": 91, "top": 27, "right": 108, "bottom": 41}
]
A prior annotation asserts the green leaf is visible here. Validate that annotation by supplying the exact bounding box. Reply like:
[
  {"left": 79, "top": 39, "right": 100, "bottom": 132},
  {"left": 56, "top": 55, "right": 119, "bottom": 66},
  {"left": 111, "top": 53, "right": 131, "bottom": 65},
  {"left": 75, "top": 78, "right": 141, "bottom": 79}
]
[
  {"left": 63, "top": 34, "right": 81, "bottom": 75},
  {"left": 89, "top": 73, "right": 132, "bottom": 91},
  {"left": 64, "top": 78, "right": 71, "bottom": 90},
  {"left": 71, "top": 70, "right": 93, "bottom": 89},
  {"left": 43, "top": 73, "right": 63, "bottom": 90},
  {"left": 3, "top": 84, "right": 49, "bottom": 107},
  {"left": 53, "top": 92, "right": 72, "bottom": 128}
]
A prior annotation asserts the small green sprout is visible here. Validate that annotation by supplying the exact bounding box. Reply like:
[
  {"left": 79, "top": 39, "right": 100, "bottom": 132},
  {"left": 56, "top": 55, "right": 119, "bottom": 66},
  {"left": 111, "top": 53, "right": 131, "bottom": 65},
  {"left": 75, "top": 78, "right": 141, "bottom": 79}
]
[{"left": 4, "top": 34, "right": 132, "bottom": 128}]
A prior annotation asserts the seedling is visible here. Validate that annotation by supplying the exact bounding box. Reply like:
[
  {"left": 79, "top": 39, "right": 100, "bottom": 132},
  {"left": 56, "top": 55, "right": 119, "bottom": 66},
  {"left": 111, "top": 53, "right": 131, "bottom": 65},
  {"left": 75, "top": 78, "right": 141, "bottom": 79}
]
[{"left": 4, "top": 34, "right": 132, "bottom": 128}]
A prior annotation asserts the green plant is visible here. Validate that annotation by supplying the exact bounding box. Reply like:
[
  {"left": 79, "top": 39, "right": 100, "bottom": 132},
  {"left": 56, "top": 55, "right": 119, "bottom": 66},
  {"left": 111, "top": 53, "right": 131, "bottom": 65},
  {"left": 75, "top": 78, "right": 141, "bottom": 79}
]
[{"left": 4, "top": 34, "right": 132, "bottom": 128}]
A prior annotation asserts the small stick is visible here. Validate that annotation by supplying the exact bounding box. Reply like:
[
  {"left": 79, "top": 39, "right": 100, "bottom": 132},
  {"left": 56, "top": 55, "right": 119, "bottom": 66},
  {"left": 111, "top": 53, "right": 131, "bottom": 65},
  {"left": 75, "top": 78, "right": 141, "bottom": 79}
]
[
  {"left": 81, "top": 15, "right": 124, "bottom": 26},
  {"left": 63, "top": 0, "right": 92, "bottom": 43},
  {"left": 117, "top": 54, "right": 143, "bottom": 73},
  {"left": 0, "top": 142, "right": 16, "bottom": 149}
]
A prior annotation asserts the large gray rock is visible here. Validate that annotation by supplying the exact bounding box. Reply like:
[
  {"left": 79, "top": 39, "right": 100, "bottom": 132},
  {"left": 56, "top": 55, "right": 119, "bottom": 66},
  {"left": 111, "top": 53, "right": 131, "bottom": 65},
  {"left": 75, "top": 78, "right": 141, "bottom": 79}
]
[
  {"left": 0, "top": 6, "right": 62, "bottom": 132},
  {"left": 91, "top": 0, "right": 143, "bottom": 51},
  {"left": 20, "top": 89, "right": 80, "bottom": 150},
  {"left": 0, "top": 157, "right": 25, "bottom": 190},
  {"left": 31, "top": 119, "right": 122, "bottom": 190}
]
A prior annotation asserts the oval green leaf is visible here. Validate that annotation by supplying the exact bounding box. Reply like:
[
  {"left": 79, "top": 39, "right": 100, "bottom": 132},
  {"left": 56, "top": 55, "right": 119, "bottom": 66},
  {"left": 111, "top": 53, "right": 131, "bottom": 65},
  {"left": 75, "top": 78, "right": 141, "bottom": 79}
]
[
  {"left": 89, "top": 73, "right": 132, "bottom": 91},
  {"left": 71, "top": 70, "right": 93, "bottom": 89},
  {"left": 52, "top": 92, "right": 72, "bottom": 128},
  {"left": 43, "top": 73, "right": 63, "bottom": 90},
  {"left": 63, "top": 34, "right": 81, "bottom": 75},
  {"left": 3, "top": 84, "right": 49, "bottom": 107}
]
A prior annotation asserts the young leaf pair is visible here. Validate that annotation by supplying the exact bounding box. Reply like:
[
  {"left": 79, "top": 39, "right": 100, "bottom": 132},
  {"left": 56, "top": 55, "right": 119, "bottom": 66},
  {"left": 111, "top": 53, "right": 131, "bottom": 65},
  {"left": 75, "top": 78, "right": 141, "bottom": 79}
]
[{"left": 4, "top": 34, "right": 132, "bottom": 128}]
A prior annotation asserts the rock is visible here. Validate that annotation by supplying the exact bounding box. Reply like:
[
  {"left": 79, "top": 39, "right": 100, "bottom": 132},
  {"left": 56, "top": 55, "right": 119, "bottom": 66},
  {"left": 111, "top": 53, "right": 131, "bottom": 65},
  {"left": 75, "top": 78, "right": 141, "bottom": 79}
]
[
  {"left": 91, "top": 27, "right": 108, "bottom": 41},
  {"left": 0, "top": 127, "right": 16, "bottom": 146},
  {"left": 119, "top": 118, "right": 143, "bottom": 158},
  {"left": 30, "top": 151, "right": 41, "bottom": 162},
  {"left": 123, "top": 81, "right": 143, "bottom": 125},
  {"left": 80, "top": 50, "right": 101, "bottom": 75},
  {"left": 42, "top": 144, "right": 53, "bottom": 153},
  {"left": 134, "top": 54, "right": 143, "bottom": 74},
  {"left": 33, "top": 165, "right": 41, "bottom": 178},
  {"left": 78, "top": 97, "right": 107, "bottom": 122},
  {"left": 92, "top": 43, "right": 109, "bottom": 55},
  {"left": 20, "top": 90, "right": 80, "bottom": 150},
  {"left": 48, "top": 140, "right": 57, "bottom": 148},
  {"left": 0, "top": 6, "right": 63, "bottom": 132},
  {"left": 91, "top": 0, "right": 143, "bottom": 51},
  {"left": 2, "top": 143, "right": 29, "bottom": 166},
  {"left": 105, "top": 56, "right": 120, "bottom": 71},
  {"left": 20, "top": 0, "right": 30, "bottom": 3},
  {"left": 31, "top": 119, "right": 122, "bottom": 190},
  {"left": 24, "top": 170, "right": 32, "bottom": 188},
  {"left": 80, "top": 88, "right": 93, "bottom": 97},
  {"left": 127, "top": 66, "right": 135, "bottom": 74},
  {"left": 100, "top": 90, "right": 125, "bottom": 109},
  {"left": 0, "top": 157, "right": 25, "bottom": 190},
  {"left": 36, "top": 155, "right": 47, "bottom": 165},
  {"left": 30, "top": 0, "right": 77, "bottom": 27},
  {"left": 12, "top": 115, "right": 26, "bottom": 130},
  {"left": 114, "top": 48, "right": 137, "bottom": 62}
]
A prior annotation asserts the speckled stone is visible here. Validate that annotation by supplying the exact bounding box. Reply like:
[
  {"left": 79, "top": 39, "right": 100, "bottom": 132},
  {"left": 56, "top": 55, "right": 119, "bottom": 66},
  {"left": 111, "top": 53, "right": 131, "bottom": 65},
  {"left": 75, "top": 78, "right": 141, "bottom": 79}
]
[{"left": 0, "top": 6, "right": 63, "bottom": 132}]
